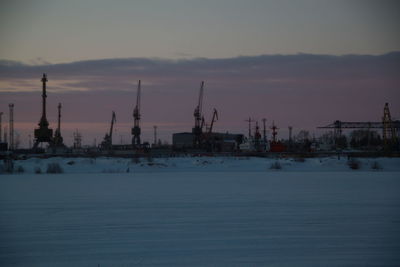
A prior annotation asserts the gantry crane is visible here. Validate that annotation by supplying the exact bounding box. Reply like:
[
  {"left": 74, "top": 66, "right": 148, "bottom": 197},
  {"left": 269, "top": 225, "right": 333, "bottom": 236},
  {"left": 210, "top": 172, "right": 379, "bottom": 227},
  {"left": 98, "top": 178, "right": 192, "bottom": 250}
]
[
  {"left": 193, "top": 81, "right": 204, "bottom": 147},
  {"left": 101, "top": 111, "right": 116, "bottom": 150},
  {"left": 132, "top": 80, "right": 141, "bottom": 148}
]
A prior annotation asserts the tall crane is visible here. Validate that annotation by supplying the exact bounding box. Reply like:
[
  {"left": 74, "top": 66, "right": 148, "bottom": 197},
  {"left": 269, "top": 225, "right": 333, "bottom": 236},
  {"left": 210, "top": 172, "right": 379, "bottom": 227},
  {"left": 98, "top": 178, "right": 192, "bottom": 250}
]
[
  {"left": 383, "top": 102, "right": 398, "bottom": 149},
  {"left": 132, "top": 80, "right": 141, "bottom": 148},
  {"left": 0, "top": 112, "right": 3, "bottom": 143},
  {"left": 53, "top": 103, "right": 64, "bottom": 147},
  {"left": 33, "top": 74, "right": 54, "bottom": 149},
  {"left": 193, "top": 81, "right": 204, "bottom": 147},
  {"left": 207, "top": 108, "right": 218, "bottom": 134},
  {"left": 101, "top": 111, "right": 116, "bottom": 150}
]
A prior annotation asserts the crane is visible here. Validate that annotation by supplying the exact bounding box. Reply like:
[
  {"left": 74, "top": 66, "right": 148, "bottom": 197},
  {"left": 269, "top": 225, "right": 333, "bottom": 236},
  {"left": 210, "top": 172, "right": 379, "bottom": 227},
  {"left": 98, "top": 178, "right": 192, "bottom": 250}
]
[
  {"left": 0, "top": 112, "right": 3, "bottom": 143},
  {"left": 53, "top": 103, "right": 64, "bottom": 147},
  {"left": 101, "top": 111, "right": 116, "bottom": 150},
  {"left": 132, "top": 80, "right": 141, "bottom": 148},
  {"left": 192, "top": 81, "right": 204, "bottom": 147},
  {"left": 207, "top": 108, "right": 218, "bottom": 134}
]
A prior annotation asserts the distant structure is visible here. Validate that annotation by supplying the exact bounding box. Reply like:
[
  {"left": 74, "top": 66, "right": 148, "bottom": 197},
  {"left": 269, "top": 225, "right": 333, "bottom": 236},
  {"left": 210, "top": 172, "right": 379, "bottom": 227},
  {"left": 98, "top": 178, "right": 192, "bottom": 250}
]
[
  {"left": 33, "top": 74, "right": 54, "bottom": 149},
  {"left": 318, "top": 102, "right": 400, "bottom": 150},
  {"left": 245, "top": 117, "right": 253, "bottom": 139},
  {"left": 0, "top": 112, "right": 3, "bottom": 143},
  {"left": 382, "top": 103, "right": 398, "bottom": 149},
  {"left": 53, "top": 103, "right": 65, "bottom": 147},
  {"left": 9, "top": 104, "right": 14, "bottom": 150},
  {"left": 132, "top": 80, "right": 141, "bottom": 148},
  {"left": 153, "top": 125, "right": 157, "bottom": 146},
  {"left": 73, "top": 130, "right": 82, "bottom": 149},
  {"left": 193, "top": 81, "right": 204, "bottom": 148},
  {"left": 101, "top": 111, "right": 116, "bottom": 149}
]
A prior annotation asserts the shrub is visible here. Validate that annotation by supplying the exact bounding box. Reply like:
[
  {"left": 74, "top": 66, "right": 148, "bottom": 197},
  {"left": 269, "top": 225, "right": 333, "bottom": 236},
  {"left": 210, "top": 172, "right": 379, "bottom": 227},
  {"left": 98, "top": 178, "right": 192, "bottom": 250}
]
[
  {"left": 16, "top": 166, "right": 25, "bottom": 173},
  {"left": 294, "top": 157, "right": 305, "bottom": 163},
  {"left": 46, "top": 163, "right": 63, "bottom": 174},
  {"left": 371, "top": 161, "right": 382, "bottom": 170},
  {"left": 347, "top": 159, "right": 361, "bottom": 170},
  {"left": 132, "top": 156, "right": 140, "bottom": 164},
  {"left": 35, "top": 167, "right": 42, "bottom": 174},
  {"left": 270, "top": 161, "right": 282, "bottom": 170}
]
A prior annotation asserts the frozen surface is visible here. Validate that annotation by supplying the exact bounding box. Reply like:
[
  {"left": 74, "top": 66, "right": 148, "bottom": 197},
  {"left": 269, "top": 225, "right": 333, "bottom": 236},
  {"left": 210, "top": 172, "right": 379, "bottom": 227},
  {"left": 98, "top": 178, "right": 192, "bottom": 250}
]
[
  {"left": 1, "top": 169, "right": 400, "bottom": 266},
  {"left": 8, "top": 156, "right": 400, "bottom": 174}
]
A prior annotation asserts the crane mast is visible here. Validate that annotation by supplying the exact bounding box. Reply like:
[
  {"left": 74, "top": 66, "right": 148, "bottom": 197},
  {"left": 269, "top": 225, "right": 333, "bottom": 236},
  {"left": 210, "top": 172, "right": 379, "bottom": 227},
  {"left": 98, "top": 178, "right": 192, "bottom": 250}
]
[
  {"left": 193, "top": 81, "right": 204, "bottom": 147},
  {"left": 101, "top": 111, "right": 116, "bottom": 150},
  {"left": 132, "top": 80, "right": 141, "bottom": 147},
  {"left": 53, "top": 102, "right": 64, "bottom": 147}
]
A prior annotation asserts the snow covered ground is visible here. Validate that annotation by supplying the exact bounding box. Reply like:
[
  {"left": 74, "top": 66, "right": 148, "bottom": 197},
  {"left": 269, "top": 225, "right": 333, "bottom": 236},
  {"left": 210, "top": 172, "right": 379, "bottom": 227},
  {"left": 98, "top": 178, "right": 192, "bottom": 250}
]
[
  {"left": 1, "top": 157, "right": 400, "bottom": 266},
  {"left": 5, "top": 156, "right": 400, "bottom": 174}
]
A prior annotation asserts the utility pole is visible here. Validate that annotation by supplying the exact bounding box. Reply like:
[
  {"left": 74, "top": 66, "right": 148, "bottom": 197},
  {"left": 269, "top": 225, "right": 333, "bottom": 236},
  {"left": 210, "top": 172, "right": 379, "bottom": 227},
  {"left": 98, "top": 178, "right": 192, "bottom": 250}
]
[
  {"left": 153, "top": 125, "right": 157, "bottom": 146},
  {"left": 245, "top": 117, "right": 253, "bottom": 138},
  {"left": 9, "top": 104, "right": 14, "bottom": 150},
  {"left": 0, "top": 112, "right": 3, "bottom": 143}
]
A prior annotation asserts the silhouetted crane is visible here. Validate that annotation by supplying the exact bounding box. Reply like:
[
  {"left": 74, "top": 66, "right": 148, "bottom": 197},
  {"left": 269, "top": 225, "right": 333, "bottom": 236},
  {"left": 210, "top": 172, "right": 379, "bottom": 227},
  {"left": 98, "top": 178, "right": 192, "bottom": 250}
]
[
  {"left": 53, "top": 103, "right": 65, "bottom": 147},
  {"left": 101, "top": 111, "right": 116, "bottom": 150},
  {"left": 193, "top": 81, "right": 204, "bottom": 147},
  {"left": 132, "top": 80, "right": 141, "bottom": 148},
  {"left": 33, "top": 73, "right": 54, "bottom": 149}
]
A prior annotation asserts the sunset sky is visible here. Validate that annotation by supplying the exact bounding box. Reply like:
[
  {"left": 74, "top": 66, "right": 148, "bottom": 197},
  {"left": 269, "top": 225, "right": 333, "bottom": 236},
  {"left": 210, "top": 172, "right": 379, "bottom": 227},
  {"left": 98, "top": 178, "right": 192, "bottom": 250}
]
[{"left": 0, "top": 0, "right": 399, "bottom": 147}]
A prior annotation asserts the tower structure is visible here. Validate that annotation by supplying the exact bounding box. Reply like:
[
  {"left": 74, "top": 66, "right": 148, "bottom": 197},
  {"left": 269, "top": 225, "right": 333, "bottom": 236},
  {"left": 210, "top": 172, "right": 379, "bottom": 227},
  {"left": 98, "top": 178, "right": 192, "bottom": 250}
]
[
  {"left": 245, "top": 117, "right": 254, "bottom": 139},
  {"left": 0, "top": 112, "right": 3, "bottom": 143},
  {"left": 132, "top": 80, "right": 141, "bottom": 148},
  {"left": 153, "top": 125, "right": 157, "bottom": 146},
  {"left": 9, "top": 104, "right": 14, "bottom": 150},
  {"left": 53, "top": 103, "right": 65, "bottom": 147},
  {"left": 382, "top": 102, "right": 398, "bottom": 149},
  {"left": 33, "top": 74, "right": 54, "bottom": 149},
  {"left": 193, "top": 81, "right": 204, "bottom": 148}
]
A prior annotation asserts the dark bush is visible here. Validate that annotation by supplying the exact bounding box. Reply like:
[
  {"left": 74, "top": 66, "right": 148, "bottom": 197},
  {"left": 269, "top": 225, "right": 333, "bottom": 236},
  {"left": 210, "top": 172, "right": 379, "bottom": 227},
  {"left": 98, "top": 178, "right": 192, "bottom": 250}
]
[
  {"left": 348, "top": 159, "right": 361, "bottom": 170},
  {"left": 270, "top": 161, "right": 282, "bottom": 170},
  {"left": 34, "top": 167, "right": 42, "bottom": 174},
  {"left": 46, "top": 163, "right": 63, "bottom": 174},
  {"left": 371, "top": 161, "right": 382, "bottom": 170}
]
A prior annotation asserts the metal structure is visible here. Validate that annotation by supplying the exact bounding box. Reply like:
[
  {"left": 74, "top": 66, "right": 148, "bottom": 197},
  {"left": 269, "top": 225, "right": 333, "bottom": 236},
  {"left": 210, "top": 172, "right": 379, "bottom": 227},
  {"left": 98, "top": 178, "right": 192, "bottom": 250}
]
[
  {"left": 193, "top": 81, "right": 204, "bottom": 147},
  {"left": 33, "top": 74, "right": 54, "bottom": 149},
  {"left": 0, "top": 112, "right": 3, "bottom": 143},
  {"left": 271, "top": 121, "right": 278, "bottom": 142},
  {"left": 153, "top": 125, "right": 157, "bottom": 146},
  {"left": 207, "top": 108, "right": 218, "bottom": 135},
  {"left": 382, "top": 102, "right": 398, "bottom": 147},
  {"left": 245, "top": 117, "right": 254, "bottom": 138},
  {"left": 9, "top": 104, "right": 14, "bottom": 150},
  {"left": 132, "top": 80, "right": 141, "bottom": 148},
  {"left": 53, "top": 103, "right": 65, "bottom": 147},
  {"left": 101, "top": 111, "right": 116, "bottom": 149},
  {"left": 73, "top": 130, "right": 82, "bottom": 149},
  {"left": 318, "top": 103, "right": 399, "bottom": 149}
]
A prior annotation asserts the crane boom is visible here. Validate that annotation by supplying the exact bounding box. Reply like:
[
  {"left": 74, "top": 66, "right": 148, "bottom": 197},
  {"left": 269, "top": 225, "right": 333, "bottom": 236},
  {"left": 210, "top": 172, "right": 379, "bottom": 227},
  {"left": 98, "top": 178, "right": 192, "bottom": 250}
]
[
  {"left": 208, "top": 108, "right": 218, "bottom": 134},
  {"left": 110, "top": 111, "right": 116, "bottom": 141}
]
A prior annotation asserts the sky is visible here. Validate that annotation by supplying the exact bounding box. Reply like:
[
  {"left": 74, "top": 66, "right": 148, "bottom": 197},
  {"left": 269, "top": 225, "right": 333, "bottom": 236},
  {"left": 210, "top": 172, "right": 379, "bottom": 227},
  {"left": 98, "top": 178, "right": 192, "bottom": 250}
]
[{"left": 0, "top": 0, "right": 399, "bottom": 147}]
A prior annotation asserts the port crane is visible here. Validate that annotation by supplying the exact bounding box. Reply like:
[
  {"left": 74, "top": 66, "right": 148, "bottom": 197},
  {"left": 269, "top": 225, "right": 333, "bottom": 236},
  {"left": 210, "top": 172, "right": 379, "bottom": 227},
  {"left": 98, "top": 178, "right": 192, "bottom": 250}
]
[
  {"left": 132, "top": 80, "right": 141, "bottom": 148},
  {"left": 101, "top": 111, "right": 116, "bottom": 149},
  {"left": 53, "top": 103, "right": 64, "bottom": 147},
  {"left": 193, "top": 81, "right": 204, "bottom": 148}
]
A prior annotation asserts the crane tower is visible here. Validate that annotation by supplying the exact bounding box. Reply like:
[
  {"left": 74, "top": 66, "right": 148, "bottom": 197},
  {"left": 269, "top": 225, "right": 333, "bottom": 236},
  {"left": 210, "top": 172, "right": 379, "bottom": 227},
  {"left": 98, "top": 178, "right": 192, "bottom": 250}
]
[{"left": 132, "top": 80, "right": 141, "bottom": 148}]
